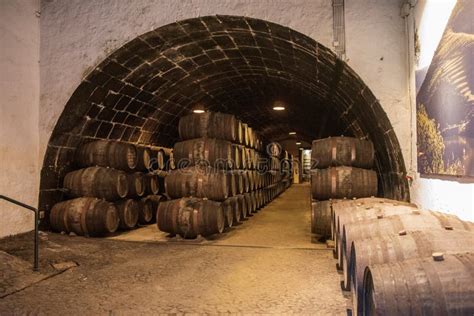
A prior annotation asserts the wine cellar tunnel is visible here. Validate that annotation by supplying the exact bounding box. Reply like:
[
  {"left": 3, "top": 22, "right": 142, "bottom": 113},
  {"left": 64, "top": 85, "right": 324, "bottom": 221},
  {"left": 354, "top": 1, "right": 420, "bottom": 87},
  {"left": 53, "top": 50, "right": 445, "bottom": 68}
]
[{"left": 39, "top": 15, "right": 409, "bottom": 221}]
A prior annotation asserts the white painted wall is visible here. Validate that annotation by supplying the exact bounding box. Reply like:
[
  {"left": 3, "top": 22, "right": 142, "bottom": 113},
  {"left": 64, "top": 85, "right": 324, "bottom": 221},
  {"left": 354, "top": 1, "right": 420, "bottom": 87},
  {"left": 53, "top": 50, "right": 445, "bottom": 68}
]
[{"left": 0, "top": 0, "right": 40, "bottom": 237}]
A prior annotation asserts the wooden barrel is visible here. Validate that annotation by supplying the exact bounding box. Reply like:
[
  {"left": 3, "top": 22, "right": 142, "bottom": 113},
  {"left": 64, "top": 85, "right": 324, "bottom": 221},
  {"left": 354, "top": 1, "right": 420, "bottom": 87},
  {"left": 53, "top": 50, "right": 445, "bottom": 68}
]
[
  {"left": 173, "top": 138, "right": 233, "bottom": 169},
  {"left": 76, "top": 140, "right": 137, "bottom": 171},
  {"left": 350, "top": 230, "right": 474, "bottom": 315},
  {"left": 242, "top": 123, "right": 249, "bottom": 147},
  {"left": 235, "top": 120, "right": 243, "bottom": 145},
  {"left": 244, "top": 193, "right": 256, "bottom": 215},
  {"left": 311, "top": 166, "right": 377, "bottom": 200},
  {"left": 149, "top": 148, "right": 167, "bottom": 171},
  {"left": 240, "top": 146, "right": 247, "bottom": 169},
  {"left": 127, "top": 172, "right": 146, "bottom": 198},
  {"left": 311, "top": 136, "right": 374, "bottom": 169},
  {"left": 239, "top": 170, "right": 250, "bottom": 193},
  {"left": 153, "top": 171, "right": 167, "bottom": 194},
  {"left": 222, "top": 199, "right": 234, "bottom": 228},
  {"left": 116, "top": 199, "right": 139, "bottom": 229},
  {"left": 178, "top": 112, "right": 237, "bottom": 142},
  {"left": 226, "top": 197, "right": 241, "bottom": 224},
  {"left": 247, "top": 127, "right": 255, "bottom": 148},
  {"left": 137, "top": 198, "right": 154, "bottom": 224},
  {"left": 165, "top": 166, "right": 228, "bottom": 201},
  {"left": 340, "top": 210, "right": 474, "bottom": 273},
  {"left": 236, "top": 194, "right": 247, "bottom": 220},
  {"left": 227, "top": 172, "right": 236, "bottom": 197},
  {"left": 144, "top": 174, "right": 160, "bottom": 195},
  {"left": 250, "top": 191, "right": 258, "bottom": 213},
  {"left": 168, "top": 151, "right": 176, "bottom": 170},
  {"left": 142, "top": 194, "right": 162, "bottom": 222},
  {"left": 64, "top": 167, "right": 128, "bottom": 201},
  {"left": 333, "top": 199, "right": 418, "bottom": 258},
  {"left": 156, "top": 198, "right": 224, "bottom": 239},
  {"left": 362, "top": 252, "right": 474, "bottom": 315},
  {"left": 311, "top": 201, "right": 332, "bottom": 239},
  {"left": 136, "top": 146, "right": 152, "bottom": 171},
  {"left": 229, "top": 170, "right": 243, "bottom": 194},
  {"left": 50, "top": 197, "right": 119, "bottom": 236},
  {"left": 231, "top": 144, "right": 241, "bottom": 169}
]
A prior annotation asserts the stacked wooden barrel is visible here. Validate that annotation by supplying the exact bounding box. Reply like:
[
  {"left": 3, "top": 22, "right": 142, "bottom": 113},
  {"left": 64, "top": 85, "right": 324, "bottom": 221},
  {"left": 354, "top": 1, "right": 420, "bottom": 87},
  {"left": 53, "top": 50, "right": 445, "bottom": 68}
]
[
  {"left": 310, "top": 136, "right": 377, "bottom": 240},
  {"left": 322, "top": 197, "right": 474, "bottom": 315},
  {"left": 157, "top": 111, "right": 292, "bottom": 239},
  {"left": 50, "top": 140, "right": 170, "bottom": 236}
]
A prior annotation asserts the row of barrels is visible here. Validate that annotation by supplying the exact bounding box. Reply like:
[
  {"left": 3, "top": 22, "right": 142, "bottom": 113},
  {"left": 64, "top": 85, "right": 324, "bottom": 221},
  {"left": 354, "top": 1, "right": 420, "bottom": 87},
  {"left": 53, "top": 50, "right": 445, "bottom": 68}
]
[
  {"left": 164, "top": 167, "right": 283, "bottom": 201},
  {"left": 49, "top": 195, "right": 164, "bottom": 236},
  {"left": 157, "top": 182, "right": 289, "bottom": 238},
  {"left": 315, "top": 197, "right": 474, "bottom": 315},
  {"left": 310, "top": 136, "right": 377, "bottom": 202},
  {"left": 76, "top": 139, "right": 171, "bottom": 172},
  {"left": 178, "top": 112, "right": 263, "bottom": 151},
  {"left": 63, "top": 166, "right": 165, "bottom": 201}
]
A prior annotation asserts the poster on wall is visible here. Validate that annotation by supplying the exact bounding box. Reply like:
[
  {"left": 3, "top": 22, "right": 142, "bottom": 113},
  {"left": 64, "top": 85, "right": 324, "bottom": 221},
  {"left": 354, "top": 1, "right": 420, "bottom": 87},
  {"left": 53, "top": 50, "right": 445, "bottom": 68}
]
[{"left": 415, "top": 0, "right": 473, "bottom": 177}]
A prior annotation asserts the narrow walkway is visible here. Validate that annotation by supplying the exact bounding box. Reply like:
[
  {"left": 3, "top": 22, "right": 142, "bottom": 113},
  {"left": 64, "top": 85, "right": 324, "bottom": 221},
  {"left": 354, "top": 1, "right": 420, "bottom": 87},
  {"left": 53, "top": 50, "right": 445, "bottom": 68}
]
[{"left": 0, "top": 184, "right": 348, "bottom": 314}]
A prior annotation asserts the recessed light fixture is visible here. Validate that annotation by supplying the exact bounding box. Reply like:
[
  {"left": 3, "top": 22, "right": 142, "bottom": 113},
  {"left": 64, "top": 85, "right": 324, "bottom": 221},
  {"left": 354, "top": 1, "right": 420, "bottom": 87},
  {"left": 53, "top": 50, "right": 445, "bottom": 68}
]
[
  {"left": 289, "top": 132, "right": 296, "bottom": 135},
  {"left": 296, "top": 142, "right": 301, "bottom": 145},
  {"left": 273, "top": 106, "right": 285, "bottom": 111},
  {"left": 193, "top": 109, "right": 205, "bottom": 114}
]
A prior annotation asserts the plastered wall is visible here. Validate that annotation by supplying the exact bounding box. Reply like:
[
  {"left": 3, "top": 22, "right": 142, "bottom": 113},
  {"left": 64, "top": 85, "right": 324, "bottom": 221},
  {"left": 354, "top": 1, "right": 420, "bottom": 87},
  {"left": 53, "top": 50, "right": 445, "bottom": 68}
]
[{"left": 0, "top": 0, "right": 40, "bottom": 237}]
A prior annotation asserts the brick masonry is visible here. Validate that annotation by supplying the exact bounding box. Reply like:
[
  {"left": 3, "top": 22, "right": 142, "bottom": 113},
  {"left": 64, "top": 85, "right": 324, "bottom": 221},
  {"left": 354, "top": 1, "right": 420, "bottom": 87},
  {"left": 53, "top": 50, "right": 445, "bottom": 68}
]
[{"left": 39, "top": 16, "right": 409, "bottom": 217}]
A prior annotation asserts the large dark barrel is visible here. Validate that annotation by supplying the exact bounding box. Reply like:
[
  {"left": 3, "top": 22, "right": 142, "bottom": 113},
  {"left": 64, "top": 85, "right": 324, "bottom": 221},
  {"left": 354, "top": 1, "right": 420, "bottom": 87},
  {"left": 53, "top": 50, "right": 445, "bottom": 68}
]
[
  {"left": 178, "top": 112, "right": 237, "bottom": 142},
  {"left": 362, "top": 252, "right": 474, "bottom": 315},
  {"left": 137, "top": 198, "right": 154, "bottom": 224},
  {"left": 340, "top": 210, "right": 474, "bottom": 273},
  {"left": 311, "top": 201, "right": 332, "bottom": 239},
  {"left": 226, "top": 172, "right": 236, "bottom": 197},
  {"left": 311, "top": 136, "right": 374, "bottom": 169},
  {"left": 50, "top": 197, "right": 119, "bottom": 236},
  {"left": 135, "top": 146, "right": 152, "bottom": 171},
  {"left": 144, "top": 174, "right": 159, "bottom": 195},
  {"left": 226, "top": 196, "right": 241, "bottom": 224},
  {"left": 350, "top": 230, "right": 474, "bottom": 315},
  {"left": 244, "top": 192, "right": 256, "bottom": 215},
  {"left": 311, "top": 166, "right": 377, "bottom": 200},
  {"left": 165, "top": 166, "right": 228, "bottom": 201},
  {"left": 222, "top": 199, "right": 234, "bottom": 228},
  {"left": 236, "top": 194, "right": 247, "bottom": 220},
  {"left": 76, "top": 140, "right": 137, "bottom": 171},
  {"left": 239, "top": 170, "right": 250, "bottom": 193},
  {"left": 142, "top": 194, "right": 163, "bottom": 221},
  {"left": 156, "top": 198, "right": 224, "bottom": 238},
  {"left": 149, "top": 148, "right": 168, "bottom": 171},
  {"left": 229, "top": 170, "right": 243, "bottom": 194},
  {"left": 63, "top": 167, "right": 128, "bottom": 201},
  {"left": 115, "top": 199, "right": 139, "bottom": 229},
  {"left": 173, "top": 138, "right": 233, "bottom": 169},
  {"left": 127, "top": 172, "right": 146, "bottom": 198}
]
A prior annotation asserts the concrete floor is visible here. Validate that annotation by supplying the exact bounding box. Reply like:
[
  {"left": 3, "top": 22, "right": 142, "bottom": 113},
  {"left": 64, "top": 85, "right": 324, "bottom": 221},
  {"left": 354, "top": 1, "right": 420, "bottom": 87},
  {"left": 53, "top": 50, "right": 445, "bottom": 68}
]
[{"left": 0, "top": 184, "right": 349, "bottom": 314}]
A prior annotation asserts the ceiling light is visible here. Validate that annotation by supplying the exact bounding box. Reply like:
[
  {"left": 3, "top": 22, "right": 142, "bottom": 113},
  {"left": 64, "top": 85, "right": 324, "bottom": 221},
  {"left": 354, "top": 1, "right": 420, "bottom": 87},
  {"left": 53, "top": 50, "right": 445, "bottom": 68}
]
[
  {"left": 273, "top": 106, "right": 285, "bottom": 111},
  {"left": 296, "top": 142, "right": 301, "bottom": 145},
  {"left": 193, "top": 109, "right": 205, "bottom": 114},
  {"left": 289, "top": 132, "right": 296, "bottom": 135}
]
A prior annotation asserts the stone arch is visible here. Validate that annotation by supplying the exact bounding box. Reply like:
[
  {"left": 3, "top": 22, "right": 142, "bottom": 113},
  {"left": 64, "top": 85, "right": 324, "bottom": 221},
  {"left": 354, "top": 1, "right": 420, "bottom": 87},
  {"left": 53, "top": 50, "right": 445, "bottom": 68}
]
[{"left": 39, "top": 15, "right": 409, "bottom": 214}]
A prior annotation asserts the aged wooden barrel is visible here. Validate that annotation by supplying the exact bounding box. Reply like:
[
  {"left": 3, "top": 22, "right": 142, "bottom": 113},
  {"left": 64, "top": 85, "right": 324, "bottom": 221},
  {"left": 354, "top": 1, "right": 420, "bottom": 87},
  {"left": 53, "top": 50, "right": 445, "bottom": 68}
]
[
  {"left": 362, "top": 252, "right": 474, "bottom": 315},
  {"left": 247, "top": 127, "right": 255, "bottom": 148},
  {"left": 234, "top": 120, "right": 243, "bottom": 145},
  {"left": 350, "top": 230, "right": 474, "bottom": 315},
  {"left": 156, "top": 198, "right": 224, "bottom": 238},
  {"left": 178, "top": 112, "right": 237, "bottom": 142},
  {"left": 50, "top": 197, "right": 119, "bottom": 236},
  {"left": 340, "top": 210, "right": 474, "bottom": 273},
  {"left": 333, "top": 199, "right": 418, "bottom": 259},
  {"left": 242, "top": 123, "right": 249, "bottom": 147},
  {"left": 64, "top": 167, "right": 128, "bottom": 201},
  {"left": 152, "top": 170, "right": 167, "bottom": 194},
  {"left": 311, "top": 201, "right": 332, "bottom": 239},
  {"left": 76, "top": 140, "right": 137, "bottom": 171},
  {"left": 236, "top": 194, "right": 247, "bottom": 220},
  {"left": 229, "top": 170, "right": 243, "bottom": 194},
  {"left": 239, "top": 170, "right": 250, "bottom": 193},
  {"left": 311, "top": 166, "right": 377, "bottom": 200},
  {"left": 135, "top": 146, "right": 152, "bottom": 171},
  {"left": 244, "top": 192, "right": 256, "bottom": 215},
  {"left": 231, "top": 144, "right": 241, "bottom": 169},
  {"left": 225, "top": 196, "right": 240, "bottom": 224},
  {"left": 227, "top": 172, "right": 236, "bottom": 197},
  {"left": 116, "top": 199, "right": 139, "bottom": 229},
  {"left": 311, "top": 136, "right": 374, "bottom": 169},
  {"left": 149, "top": 148, "right": 167, "bottom": 171},
  {"left": 127, "top": 172, "right": 146, "bottom": 198},
  {"left": 165, "top": 166, "right": 228, "bottom": 201},
  {"left": 144, "top": 174, "right": 160, "bottom": 195},
  {"left": 137, "top": 198, "right": 154, "bottom": 225},
  {"left": 168, "top": 151, "right": 176, "bottom": 170},
  {"left": 222, "top": 199, "right": 234, "bottom": 228},
  {"left": 142, "top": 194, "right": 163, "bottom": 221},
  {"left": 173, "top": 138, "right": 233, "bottom": 169}
]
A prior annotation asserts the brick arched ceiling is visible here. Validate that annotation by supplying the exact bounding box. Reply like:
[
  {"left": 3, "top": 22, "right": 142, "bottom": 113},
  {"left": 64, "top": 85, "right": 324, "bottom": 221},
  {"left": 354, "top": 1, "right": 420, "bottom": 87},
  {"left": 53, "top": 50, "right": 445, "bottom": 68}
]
[{"left": 40, "top": 15, "right": 409, "bottom": 213}]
